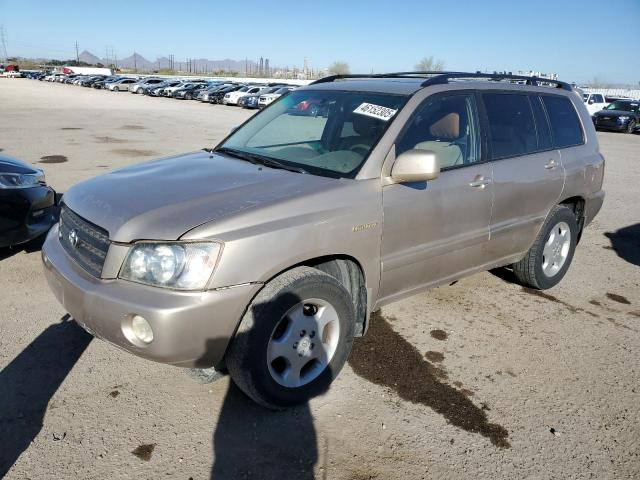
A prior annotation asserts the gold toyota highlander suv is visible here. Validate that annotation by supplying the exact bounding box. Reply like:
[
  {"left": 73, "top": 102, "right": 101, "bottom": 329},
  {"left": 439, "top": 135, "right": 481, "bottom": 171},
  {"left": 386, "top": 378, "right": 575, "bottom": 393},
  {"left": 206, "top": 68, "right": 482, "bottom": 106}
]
[{"left": 42, "top": 72, "right": 605, "bottom": 408}]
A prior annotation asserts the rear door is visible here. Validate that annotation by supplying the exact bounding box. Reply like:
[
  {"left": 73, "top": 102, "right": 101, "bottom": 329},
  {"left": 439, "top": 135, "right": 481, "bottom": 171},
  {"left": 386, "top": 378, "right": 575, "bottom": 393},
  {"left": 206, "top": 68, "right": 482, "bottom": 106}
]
[
  {"left": 379, "top": 92, "right": 493, "bottom": 303},
  {"left": 481, "top": 92, "right": 564, "bottom": 261}
]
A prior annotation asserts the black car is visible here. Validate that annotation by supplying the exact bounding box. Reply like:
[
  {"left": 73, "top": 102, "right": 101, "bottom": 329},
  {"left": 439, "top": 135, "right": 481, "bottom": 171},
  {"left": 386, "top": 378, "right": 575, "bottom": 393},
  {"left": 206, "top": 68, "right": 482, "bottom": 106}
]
[
  {"left": 593, "top": 100, "right": 640, "bottom": 133},
  {"left": 0, "top": 156, "right": 57, "bottom": 248},
  {"left": 145, "top": 80, "right": 182, "bottom": 96},
  {"left": 173, "top": 83, "right": 207, "bottom": 100},
  {"left": 81, "top": 75, "right": 106, "bottom": 87},
  {"left": 209, "top": 84, "right": 244, "bottom": 104}
]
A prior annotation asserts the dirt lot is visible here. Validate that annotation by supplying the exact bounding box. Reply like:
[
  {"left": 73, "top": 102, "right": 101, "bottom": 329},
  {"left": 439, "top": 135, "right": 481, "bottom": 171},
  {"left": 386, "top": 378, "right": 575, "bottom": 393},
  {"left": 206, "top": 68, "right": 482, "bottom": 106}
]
[{"left": 0, "top": 79, "right": 638, "bottom": 480}]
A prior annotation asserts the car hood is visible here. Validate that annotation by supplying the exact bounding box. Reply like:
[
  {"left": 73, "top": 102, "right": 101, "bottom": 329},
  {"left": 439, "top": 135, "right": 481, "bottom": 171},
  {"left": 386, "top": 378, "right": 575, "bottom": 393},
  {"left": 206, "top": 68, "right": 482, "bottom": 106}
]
[
  {"left": 0, "top": 155, "right": 39, "bottom": 175},
  {"left": 595, "top": 109, "right": 634, "bottom": 117},
  {"left": 62, "top": 150, "right": 337, "bottom": 243}
]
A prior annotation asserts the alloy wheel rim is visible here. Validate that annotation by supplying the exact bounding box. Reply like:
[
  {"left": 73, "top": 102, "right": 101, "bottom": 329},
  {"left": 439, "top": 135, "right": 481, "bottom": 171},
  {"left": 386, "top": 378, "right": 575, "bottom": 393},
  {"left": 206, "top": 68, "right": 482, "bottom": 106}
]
[
  {"left": 542, "top": 221, "right": 571, "bottom": 277},
  {"left": 266, "top": 298, "right": 340, "bottom": 388}
]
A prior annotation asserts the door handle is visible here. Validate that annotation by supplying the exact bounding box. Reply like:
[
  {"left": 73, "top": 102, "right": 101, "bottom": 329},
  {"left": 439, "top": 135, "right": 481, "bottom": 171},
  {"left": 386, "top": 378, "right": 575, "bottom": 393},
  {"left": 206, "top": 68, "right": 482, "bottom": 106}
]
[
  {"left": 469, "top": 176, "right": 491, "bottom": 188},
  {"left": 545, "top": 159, "right": 558, "bottom": 169}
]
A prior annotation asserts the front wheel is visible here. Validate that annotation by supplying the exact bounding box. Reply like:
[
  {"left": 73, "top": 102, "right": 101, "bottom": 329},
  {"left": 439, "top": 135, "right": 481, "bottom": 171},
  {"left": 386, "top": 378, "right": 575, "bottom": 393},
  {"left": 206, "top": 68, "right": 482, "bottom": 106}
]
[
  {"left": 626, "top": 120, "right": 636, "bottom": 134},
  {"left": 512, "top": 205, "right": 578, "bottom": 289},
  {"left": 225, "top": 266, "right": 355, "bottom": 409}
]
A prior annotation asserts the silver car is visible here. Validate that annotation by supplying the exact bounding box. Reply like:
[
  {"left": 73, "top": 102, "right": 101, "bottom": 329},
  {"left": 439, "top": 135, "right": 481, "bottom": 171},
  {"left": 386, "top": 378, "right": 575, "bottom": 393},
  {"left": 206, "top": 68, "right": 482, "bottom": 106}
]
[
  {"left": 42, "top": 72, "right": 605, "bottom": 409},
  {"left": 108, "top": 78, "right": 137, "bottom": 91}
]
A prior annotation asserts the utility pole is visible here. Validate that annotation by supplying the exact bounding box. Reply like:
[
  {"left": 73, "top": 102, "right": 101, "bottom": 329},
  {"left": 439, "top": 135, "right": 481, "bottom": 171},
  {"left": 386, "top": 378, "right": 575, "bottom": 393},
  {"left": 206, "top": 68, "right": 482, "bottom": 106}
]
[
  {"left": 0, "top": 25, "right": 8, "bottom": 63},
  {"left": 134, "top": 51, "right": 137, "bottom": 72},
  {"left": 75, "top": 40, "right": 80, "bottom": 64}
]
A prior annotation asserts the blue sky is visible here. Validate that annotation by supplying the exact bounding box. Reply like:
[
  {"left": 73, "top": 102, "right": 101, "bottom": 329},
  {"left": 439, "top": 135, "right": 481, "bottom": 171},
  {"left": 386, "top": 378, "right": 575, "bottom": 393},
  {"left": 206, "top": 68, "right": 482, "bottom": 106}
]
[{"left": 1, "top": 0, "right": 639, "bottom": 84}]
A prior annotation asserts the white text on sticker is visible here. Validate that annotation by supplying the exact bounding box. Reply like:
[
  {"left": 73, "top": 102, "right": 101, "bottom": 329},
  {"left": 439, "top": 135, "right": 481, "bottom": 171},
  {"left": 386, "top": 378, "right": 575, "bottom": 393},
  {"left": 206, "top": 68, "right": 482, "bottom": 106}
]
[{"left": 353, "top": 103, "right": 397, "bottom": 121}]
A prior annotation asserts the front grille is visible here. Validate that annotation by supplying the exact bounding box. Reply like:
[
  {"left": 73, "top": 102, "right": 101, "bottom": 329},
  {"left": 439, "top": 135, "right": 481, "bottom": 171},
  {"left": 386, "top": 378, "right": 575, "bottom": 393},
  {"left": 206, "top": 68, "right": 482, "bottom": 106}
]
[
  {"left": 595, "top": 116, "right": 619, "bottom": 128},
  {"left": 59, "top": 206, "right": 110, "bottom": 277}
]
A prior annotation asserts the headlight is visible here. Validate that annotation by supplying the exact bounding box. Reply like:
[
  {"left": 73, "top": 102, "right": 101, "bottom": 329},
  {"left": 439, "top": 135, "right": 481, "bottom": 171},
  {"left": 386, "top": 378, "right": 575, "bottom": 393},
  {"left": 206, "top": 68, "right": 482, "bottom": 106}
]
[
  {"left": 119, "top": 242, "right": 222, "bottom": 290},
  {"left": 0, "top": 172, "right": 43, "bottom": 189},
  {"left": 618, "top": 116, "right": 630, "bottom": 121}
]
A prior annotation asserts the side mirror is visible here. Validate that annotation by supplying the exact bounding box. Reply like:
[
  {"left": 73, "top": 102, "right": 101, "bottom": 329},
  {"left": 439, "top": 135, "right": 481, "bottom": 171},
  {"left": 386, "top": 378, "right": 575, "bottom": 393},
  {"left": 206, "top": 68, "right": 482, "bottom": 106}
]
[
  {"left": 588, "top": 99, "right": 594, "bottom": 104},
  {"left": 391, "top": 149, "right": 440, "bottom": 183}
]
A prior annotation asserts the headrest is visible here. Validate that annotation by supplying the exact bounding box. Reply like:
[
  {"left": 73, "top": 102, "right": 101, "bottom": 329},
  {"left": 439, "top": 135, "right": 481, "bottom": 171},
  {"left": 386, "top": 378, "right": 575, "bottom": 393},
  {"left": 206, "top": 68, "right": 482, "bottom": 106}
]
[
  {"left": 429, "top": 112, "right": 460, "bottom": 139},
  {"left": 353, "top": 114, "right": 385, "bottom": 137}
]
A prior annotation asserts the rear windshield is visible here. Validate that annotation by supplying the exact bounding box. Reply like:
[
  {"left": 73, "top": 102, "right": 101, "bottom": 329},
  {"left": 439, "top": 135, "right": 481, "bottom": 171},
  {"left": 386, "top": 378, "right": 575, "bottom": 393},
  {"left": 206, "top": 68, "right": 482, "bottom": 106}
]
[{"left": 217, "top": 90, "right": 408, "bottom": 178}]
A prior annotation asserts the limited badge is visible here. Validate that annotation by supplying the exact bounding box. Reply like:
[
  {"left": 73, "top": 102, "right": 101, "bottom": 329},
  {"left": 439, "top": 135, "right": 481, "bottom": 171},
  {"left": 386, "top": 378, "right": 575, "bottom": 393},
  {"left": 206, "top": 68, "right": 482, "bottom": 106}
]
[{"left": 353, "top": 103, "right": 397, "bottom": 121}]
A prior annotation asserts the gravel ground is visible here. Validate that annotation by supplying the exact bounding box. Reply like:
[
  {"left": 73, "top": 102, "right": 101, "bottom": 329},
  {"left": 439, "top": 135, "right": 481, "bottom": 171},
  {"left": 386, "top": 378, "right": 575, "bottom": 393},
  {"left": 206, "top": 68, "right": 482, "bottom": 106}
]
[{"left": 0, "top": 79, "right": 638, "bottom": 480}]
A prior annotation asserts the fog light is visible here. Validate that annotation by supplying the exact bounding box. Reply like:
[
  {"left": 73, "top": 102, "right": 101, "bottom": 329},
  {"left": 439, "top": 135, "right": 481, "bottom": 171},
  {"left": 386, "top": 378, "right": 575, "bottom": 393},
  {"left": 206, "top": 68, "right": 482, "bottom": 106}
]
[{"left": 131, "top": 315, "right": 154, "bottom": 344}]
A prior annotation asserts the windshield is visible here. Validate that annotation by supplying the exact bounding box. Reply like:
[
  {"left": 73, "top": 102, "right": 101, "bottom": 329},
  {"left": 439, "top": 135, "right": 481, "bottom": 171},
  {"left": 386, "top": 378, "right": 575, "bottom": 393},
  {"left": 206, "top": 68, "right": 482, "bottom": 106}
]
[
  {"left": 605, "top": 101, "right": 638, "bottom": 112},
  {"left": 217, "top": 89, "right": 408, "bottom": 178}
]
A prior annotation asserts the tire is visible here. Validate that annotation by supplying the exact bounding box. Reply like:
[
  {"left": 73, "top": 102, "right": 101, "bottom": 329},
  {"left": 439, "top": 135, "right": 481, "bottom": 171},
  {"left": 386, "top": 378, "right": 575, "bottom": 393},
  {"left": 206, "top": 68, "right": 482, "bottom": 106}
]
[
  {"left": 626, "top": 120, "right": 636, "bottom": 134},
  {"left": 186, "top": 93, "right": 192, "bottom": 100},
  {"left": 309, "top": 105, "right": 319, "bottom": 117},
  {"left": 512, "top": 205, "right": 578, "bottom": 290},
  {"left": 226, "top": 266, "right": 355, "bottom": 409}
]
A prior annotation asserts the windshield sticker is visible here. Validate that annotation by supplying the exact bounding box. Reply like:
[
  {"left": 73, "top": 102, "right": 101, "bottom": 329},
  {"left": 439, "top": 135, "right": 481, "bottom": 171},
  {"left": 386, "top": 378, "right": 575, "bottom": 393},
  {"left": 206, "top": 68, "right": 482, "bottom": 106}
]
[{"left": 353, "top": 103, "right": 397, "bottom": 121}]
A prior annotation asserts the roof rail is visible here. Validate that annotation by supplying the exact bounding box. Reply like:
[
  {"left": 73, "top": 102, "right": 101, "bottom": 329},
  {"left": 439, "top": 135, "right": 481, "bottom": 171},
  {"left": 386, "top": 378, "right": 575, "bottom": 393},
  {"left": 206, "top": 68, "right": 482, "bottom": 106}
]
[
  {"left": 310, "top": 74, "right": 383, "bottom": 84},
  {"left": 310, "top": 71, "right": 573, "bottom": 91},
  {"left": 420, "top": 71, "right": 573, "bottom": 91}
]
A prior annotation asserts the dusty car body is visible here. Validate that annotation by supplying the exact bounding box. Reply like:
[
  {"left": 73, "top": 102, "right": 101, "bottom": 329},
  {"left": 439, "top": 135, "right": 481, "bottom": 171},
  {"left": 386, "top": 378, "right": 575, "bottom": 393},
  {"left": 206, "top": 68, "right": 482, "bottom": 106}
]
[{"left": 42, "top": 72, "right": 605, "bottom": 408}]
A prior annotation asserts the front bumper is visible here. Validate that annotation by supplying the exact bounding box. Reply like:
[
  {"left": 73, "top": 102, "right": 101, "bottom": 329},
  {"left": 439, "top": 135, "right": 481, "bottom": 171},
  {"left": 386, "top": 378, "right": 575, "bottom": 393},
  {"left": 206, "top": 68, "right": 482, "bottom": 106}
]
[
  {"left": 593, "top": 117, "right": 632, "bottom": 131},
  {"left": 41, "top": 225, "right": 260, "bottom": 368},
  {"left": 0, "top": 185, "right": 57, "bottom": 248}
]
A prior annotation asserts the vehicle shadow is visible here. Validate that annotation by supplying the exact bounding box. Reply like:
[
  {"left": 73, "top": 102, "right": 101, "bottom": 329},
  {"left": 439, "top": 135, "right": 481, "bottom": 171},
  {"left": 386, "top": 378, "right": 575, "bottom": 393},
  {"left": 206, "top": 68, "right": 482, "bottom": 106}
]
[
  {"left": 0, "top": 235, "right": 48, "bottom": 262},
  {"left": 0, "top": 315, "right": 92, "bottom": 478},
  {"left": 210, "top": 381, "right": 318, "bottom": 479},
  {"left": 199, "top": 293, "right": 330, "bottom": 479},
  {"left": 604, "top": 223, "right": 640, "bottom": 267}
]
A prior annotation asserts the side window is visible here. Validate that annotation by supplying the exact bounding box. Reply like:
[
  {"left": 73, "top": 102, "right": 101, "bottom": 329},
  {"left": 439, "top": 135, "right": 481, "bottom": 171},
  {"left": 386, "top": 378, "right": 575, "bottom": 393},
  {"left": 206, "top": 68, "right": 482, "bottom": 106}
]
[
  {"left": 541, "top": 95, "right": 584, "bottom": 148},
  {"left": 396, "top": 94, "right": 481, "bottom": 169},
  {"left": 530, "top": 95, "right": 552, "bottom": 150},
  {"left": 593, "top": 94, "right": 604, "bottom": 103},
  {"left": 483, "top": 93, "right": 538, "bottom": 159}
]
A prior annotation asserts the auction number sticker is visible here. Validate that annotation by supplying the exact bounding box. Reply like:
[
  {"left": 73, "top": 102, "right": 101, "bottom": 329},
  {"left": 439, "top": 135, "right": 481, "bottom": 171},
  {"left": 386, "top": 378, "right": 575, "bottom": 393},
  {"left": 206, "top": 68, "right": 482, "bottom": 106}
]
[{"left": 353, "top": 103, "right": 397, "bottom": 121}]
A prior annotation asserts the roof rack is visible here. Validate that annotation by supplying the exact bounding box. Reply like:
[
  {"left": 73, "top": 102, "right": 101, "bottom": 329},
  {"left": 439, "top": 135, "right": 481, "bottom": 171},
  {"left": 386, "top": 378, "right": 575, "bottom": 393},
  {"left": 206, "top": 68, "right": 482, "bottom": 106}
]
[{"left": 310, "top": 71, "right": 573, "bottom": 91}]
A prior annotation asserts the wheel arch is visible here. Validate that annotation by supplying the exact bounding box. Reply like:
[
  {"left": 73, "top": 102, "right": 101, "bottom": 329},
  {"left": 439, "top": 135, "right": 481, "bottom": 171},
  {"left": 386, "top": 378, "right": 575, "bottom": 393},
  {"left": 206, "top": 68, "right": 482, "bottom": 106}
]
[
  {"left": 219, "top": 255, "right": 369, "bottom": 372},
  {"left": 558, "top": 195, "right": 586, "bottom": 242},
  {"left": 248, "top": 255, "right": 369, "bottom": 337}
]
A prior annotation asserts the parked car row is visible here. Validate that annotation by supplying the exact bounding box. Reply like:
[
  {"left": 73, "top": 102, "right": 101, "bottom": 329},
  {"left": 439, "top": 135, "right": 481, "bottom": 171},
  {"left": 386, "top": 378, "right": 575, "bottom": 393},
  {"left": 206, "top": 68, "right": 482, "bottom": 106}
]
[{"left": 26, "top": 71, "right": 301, "bottom": 110}]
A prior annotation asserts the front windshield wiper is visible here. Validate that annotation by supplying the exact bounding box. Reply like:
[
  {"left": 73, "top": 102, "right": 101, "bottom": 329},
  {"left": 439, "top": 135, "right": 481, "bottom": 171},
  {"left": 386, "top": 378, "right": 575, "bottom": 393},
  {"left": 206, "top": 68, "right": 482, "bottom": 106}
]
[{"left": 215, "top": 147, "right": 308, "bottom": 174}]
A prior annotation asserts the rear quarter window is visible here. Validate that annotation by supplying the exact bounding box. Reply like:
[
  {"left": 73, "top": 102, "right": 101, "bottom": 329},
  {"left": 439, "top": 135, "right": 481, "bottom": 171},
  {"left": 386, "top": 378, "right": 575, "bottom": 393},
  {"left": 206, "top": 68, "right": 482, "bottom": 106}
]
[{"left": 541, "top": 95, "right": 584, "bottom": 148}]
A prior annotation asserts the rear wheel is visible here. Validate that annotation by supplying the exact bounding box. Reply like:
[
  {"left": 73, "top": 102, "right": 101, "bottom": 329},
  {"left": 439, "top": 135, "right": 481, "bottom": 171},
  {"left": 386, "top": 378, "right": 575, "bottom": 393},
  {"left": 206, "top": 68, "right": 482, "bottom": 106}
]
[
  {"left": 512, "top": 205, "right": 578, "bottom": 289},
  {"left": 226, "top": 266, "right": 355, "bottom": 409}
]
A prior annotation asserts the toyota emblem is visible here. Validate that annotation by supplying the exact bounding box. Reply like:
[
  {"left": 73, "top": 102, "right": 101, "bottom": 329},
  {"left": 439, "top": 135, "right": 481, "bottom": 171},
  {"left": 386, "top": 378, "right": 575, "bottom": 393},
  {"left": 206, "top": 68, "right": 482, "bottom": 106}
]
[{"left": 68, "top": 229, "right": 79, "bottom": 248}]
